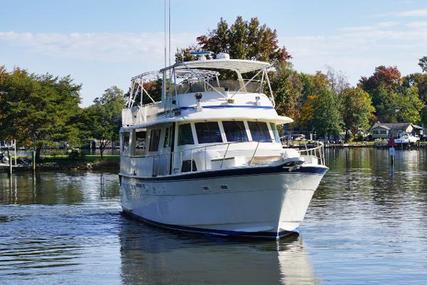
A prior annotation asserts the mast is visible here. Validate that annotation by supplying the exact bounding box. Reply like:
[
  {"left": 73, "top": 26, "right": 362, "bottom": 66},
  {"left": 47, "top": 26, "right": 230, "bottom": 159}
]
[
  {"left": 162, "top": 0, "right": 172, "bottom": 105},
  {"left": 164, "top": 0, "right": 167, "bottom": 69},
  {"left": 168, "top": 0, "right": 171, "bottom": 67}
]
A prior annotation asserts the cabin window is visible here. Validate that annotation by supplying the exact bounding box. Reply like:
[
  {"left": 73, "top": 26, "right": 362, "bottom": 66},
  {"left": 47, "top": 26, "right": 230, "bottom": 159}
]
[
  {"left": 148, "top": 129, "right": 161, "bottom": 152},
  {"left": 248, "top": 122, "right": 272, "bottom": 142},
  {"left": 134, "top": 130, "right": 146, "bottom": 155},
  {"left": 222, "top": 121, "right": 248, "bottom": 142},
  {"left": 270, "top": 123, "right": 281, "bottom": 143},
  {"left": 195, "top": 122, "right": 223, "bottom": 144},
  {"left": 181, "top": 160, "right": 197, "bottom": 172},
  {"left": 178, "top": 124, "right": 194, "bottom": 145},
  {"left": 122, "top": 132, "right": 130, "bottom": 153}
]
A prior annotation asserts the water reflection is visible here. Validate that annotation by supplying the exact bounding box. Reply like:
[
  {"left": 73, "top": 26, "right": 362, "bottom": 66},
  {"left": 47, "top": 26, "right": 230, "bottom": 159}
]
[
  {"left": 119, "top": 221, "right": 317, "bottom": 285},
  {"left": 0, "top": 171, "right": 119, "bottom": 205}
]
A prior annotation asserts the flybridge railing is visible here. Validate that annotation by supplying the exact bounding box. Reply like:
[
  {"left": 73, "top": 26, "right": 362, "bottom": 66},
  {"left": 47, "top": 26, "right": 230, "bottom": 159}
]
[
  {"left": 280, "top": 138, "right": 326, "bottom": 166},
  {"left": 125, "top": 61, "right": 276, "bottom": 110}
]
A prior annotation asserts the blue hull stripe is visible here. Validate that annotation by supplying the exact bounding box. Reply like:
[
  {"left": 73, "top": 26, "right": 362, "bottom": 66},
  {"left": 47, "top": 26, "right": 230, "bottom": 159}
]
[
  {"left": 179, "top": 105, "right": 274, "bottom": 110},
  {"left": 122, "top": 210, "right": 296, "bottom": 239},
  {"left": 120, "top": 164, "right": 328, "bottom": 182}
]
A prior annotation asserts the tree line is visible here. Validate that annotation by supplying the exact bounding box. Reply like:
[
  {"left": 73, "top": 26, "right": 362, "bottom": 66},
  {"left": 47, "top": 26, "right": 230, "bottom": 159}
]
[{"left": 0, "top": 66, "right": 124, "bottom": 159}]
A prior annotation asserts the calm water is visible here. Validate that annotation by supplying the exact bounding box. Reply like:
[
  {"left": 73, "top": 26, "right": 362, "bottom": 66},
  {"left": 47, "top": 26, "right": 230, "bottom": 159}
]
[{"left": 0, "top": 148, "right": 427, "bottom": 284}]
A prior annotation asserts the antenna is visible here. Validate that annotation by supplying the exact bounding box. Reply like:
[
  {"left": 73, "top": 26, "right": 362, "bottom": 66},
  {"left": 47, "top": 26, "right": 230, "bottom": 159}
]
[
  {"left": 164, "top": 0, "right": 172, "bottom": 68},
  {"left": 168, "top": 0, "right": 171, "bottom": 67},
  {"left": 164, "top": 0, "right": 167, "bottom": 68}
]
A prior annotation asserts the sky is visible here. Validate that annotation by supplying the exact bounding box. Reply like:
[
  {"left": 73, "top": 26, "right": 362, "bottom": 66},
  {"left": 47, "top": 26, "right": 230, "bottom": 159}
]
[{"left": 1, "top": 0, "right": 427, "bottom": 106}]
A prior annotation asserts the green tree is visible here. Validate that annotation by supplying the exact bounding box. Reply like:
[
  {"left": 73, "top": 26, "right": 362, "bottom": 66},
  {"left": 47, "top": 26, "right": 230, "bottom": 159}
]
[
  {"left": 298, "top": 72, "right": 334, "bottom": 131},
  {"left": 421, "top": 107, "right": 427, "bottom": 126},
  {"left": 403, "top": 72, "right": 427, "bottom": 104},
  {"left": 419, "top": 56, "right": 427, "bottom": 73},
  {"left": 341, "top": 87, "right": 375, "bottom": 140},
  {"left": 82, "top": 86, "right": 125, "bottom": 158},
  {"left": 396, "top": 86, "right": 424, "bottom": 123},
  {"left": 312, "top": 89, "right": 343, "bottom": 137},
  {"left": 369, "top": 85, "right": 400, "bottom": 122},
  {"left": 270, "top": 63, "right": 303, "bottom": 120},
  {"left": 0, "top": 68, "right": 81, "bottom": 160}
]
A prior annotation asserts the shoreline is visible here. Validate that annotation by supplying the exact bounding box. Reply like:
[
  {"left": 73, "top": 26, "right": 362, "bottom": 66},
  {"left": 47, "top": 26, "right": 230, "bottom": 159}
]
[
  {"left": 2, "top": 144, "right": 427, "bottom": 173},
  {"left": 0, "top": 155, "right": 120, "bottom": 173}
]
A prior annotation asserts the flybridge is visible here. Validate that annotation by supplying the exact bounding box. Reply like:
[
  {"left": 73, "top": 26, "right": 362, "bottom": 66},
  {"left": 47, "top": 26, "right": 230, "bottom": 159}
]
[{"left": 123, "top": 54, "right": 275, "bottom": 126}]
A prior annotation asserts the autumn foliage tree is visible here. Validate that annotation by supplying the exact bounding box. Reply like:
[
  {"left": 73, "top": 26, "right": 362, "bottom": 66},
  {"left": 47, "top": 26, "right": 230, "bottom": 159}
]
[
  {"left": 359, "top": 66, "right": 423, "bottom": 124},
  {"left": 176, "top": 17, "right": 291, "bottom": 63}
]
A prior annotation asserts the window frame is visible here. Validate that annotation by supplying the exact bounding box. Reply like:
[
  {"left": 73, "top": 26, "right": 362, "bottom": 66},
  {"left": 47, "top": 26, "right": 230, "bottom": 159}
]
[
  {"left": 195, "top": 121, "right": 223, "bottom": 144},
  {"left": 247, "top": 121, "right": 273, "bottom": 142},
  {"left": 163, "top": 126, "right": 173, "bottom": 148},
  {"left": 269, "top": 123, "right": 281, "bottom": 143},
  {"left": 177, "top": 123, "right": 195, "bottom": 146},
  {"left": 148, "top": 128, "right": 161, "bottom": 152},
  {"left": 134, "top": 129, "right": 147, "bottom": 156},
  {"left": 121, "top": 131, "right": 131, "bottom": 154},
  {"left": 222, "top": 121, "right": 249, "bottom": 143}
]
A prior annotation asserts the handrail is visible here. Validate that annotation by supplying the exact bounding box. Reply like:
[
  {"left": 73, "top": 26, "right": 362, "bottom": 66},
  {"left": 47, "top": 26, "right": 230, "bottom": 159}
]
[
  {"left": 220, "top": 143, "right": 231, "bottom": 169},
  {"left": 249, "top": 141, "right": 260, "bottom": 166},
  {"left": 126, "top": 141, "right": 272, "bottom": 176},
  {"left": 125, "top": 139, "right": 326, "bottom": 177},
  {"left": 129, "top": 141, "right": 246, "bottom": 160},
  {"left": 280, "top": 137, "right": 325, "bottom": 166}
]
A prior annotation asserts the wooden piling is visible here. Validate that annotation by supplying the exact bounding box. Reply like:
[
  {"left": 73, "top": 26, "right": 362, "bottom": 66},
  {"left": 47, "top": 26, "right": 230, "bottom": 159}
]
[
  {"left": 389, "top": 146, "right": 396, "bottom": 166},
  {"left": 32, "top": 150, "right": 36, "bottom": 171},
  {"left": 8, "top": 151, "right": 12, "bottom": 176}
]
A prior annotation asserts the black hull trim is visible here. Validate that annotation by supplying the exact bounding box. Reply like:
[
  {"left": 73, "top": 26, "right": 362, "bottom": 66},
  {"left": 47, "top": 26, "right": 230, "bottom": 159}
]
[
  {"left": 120, "top": 163, "right": 328, "bottom": 182},
  {"left": 121, "top": 210, "right": 297, "bottom": 240}
]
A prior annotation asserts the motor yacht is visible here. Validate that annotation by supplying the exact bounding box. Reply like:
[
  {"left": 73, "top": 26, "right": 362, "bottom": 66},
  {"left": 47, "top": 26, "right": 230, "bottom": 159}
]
[{"left": 119, "top": 54, "right": 328, "bottom": 239}]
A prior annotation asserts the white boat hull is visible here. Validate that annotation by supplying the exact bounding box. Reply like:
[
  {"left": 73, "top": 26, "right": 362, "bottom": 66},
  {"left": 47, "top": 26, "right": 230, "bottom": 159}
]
[{"left": 120, "top": 165, "right": 327, "bottom": 238}]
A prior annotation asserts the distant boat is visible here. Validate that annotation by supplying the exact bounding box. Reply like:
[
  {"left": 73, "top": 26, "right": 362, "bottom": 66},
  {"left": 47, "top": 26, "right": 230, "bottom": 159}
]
[
  {"left": 395, "top": 133, "right": 420, "bottom": 145},
  {"left": 119, "top": 55, "right": 328, "bottom": 239}
]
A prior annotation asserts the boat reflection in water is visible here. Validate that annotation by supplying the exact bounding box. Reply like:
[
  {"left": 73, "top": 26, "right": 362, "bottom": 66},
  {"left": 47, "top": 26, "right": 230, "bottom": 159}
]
[{"left": 119, "top": 219, "right": 317, "bottom": 285}]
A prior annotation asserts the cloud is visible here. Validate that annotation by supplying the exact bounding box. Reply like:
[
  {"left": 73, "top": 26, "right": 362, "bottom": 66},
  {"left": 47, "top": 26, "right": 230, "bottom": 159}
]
[
  {"left": 406, "top": 21, "right": 427, "bottom": 28},
  {"left": 0, "top": 31, "right": 199, "bottom": 106},
  {"left": 397, "top": 8, "right": 427, "bottom": 17},
  {"left": 0, "top": 32, "right": 197, "bottom": 64},
  {"left": 283, "top": 20, "right": 427, "bottom": 83}
]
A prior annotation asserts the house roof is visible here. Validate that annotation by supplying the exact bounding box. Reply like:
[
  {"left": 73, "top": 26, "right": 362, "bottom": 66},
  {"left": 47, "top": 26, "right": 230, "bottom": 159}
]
[{"left": 371, "top": 122, "right": 418, "bottom": 131}]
